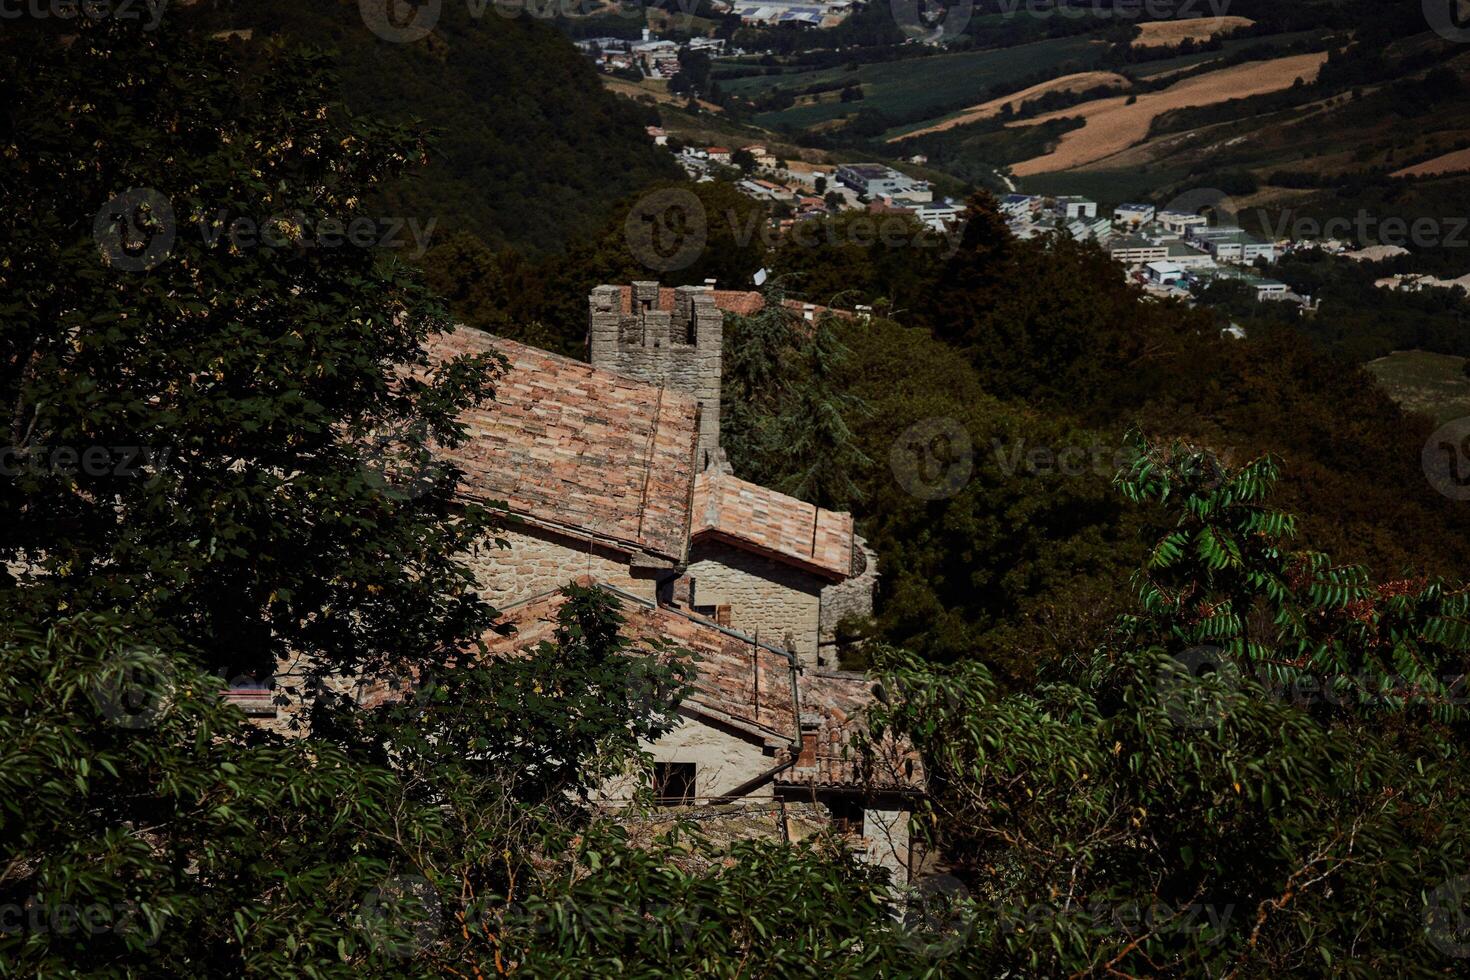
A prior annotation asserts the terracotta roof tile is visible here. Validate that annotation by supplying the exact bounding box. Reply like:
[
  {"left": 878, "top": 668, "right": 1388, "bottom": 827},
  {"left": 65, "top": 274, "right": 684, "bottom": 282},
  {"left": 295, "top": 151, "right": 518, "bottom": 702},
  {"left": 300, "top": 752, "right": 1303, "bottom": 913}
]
[
  {"left": 692, "top": 470, "right": 854, "bottom": 580},
  {"left": 427, "top": 329, "right": 699, "bottom": 561},
  {"left": 484, "top": 583, "right": 922, "bottom": 793}
]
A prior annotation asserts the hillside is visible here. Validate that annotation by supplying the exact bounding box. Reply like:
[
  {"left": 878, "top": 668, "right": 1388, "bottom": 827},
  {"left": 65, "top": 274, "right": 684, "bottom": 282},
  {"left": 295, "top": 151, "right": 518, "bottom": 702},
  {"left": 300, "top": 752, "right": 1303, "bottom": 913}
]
[{"left": 191, "top": 0, "right": 677, "bottom": 253}]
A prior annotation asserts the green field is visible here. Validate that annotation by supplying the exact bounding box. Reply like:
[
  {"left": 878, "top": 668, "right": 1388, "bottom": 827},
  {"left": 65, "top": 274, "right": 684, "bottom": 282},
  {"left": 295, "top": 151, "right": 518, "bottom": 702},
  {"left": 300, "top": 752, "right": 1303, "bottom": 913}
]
[
  {"left": 1366, "top": 350, "right": 1470, "bottom": 425},
  {"left": 1015, "top": 167, "right": 1192, "bottom": 208},
  {"left": 723, "top": 36, "right": 1108, "bottom": 131}
]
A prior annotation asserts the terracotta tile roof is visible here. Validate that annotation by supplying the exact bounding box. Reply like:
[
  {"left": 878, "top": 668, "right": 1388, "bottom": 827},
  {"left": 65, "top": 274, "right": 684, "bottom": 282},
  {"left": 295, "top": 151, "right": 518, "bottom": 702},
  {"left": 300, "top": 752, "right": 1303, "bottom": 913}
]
[
  {"left": 691, "top": 470, "right": 854, "bottom": 580},
  {"left": 426, "top": 329, "right": 700, "bottom": 561},
  {"left": 483, "top": 581, "right": 922, "bottom": 793},
  {"left": 782, "top": 669, "right": 922, "bottom": 793}
]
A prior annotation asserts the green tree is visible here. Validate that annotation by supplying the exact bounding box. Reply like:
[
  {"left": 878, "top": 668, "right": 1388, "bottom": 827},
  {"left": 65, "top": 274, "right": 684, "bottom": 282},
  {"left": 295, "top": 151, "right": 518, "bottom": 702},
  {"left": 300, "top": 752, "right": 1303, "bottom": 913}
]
[
  {"left": 865, "top": 439, "right": 1470, "bottom": 976},
  {"left": 721, "top": 285, "right": 871, "bottom": 510}
]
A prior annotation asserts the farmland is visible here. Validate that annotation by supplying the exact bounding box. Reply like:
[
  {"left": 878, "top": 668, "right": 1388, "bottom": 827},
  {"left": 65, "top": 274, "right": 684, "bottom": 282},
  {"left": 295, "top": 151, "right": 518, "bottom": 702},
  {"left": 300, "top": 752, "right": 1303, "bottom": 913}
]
[
  {"left": 1126, "top": 29, "right": 1329, "bottom": 80},
  {"left": 889, "top": 71, "right": 1130, "bottom": 142},
  {"left": 1393, "top": 146, "right": 1470, "bottom": 178},
  {"left": 1131, "top": 16, "right": 1255, "bottom": 49},
  {"left": 1009, "top": 51, "right": 1330, "bottom": 175},
  {"left": 721, "top": 35, "right": 1109, "bottom": 131}
]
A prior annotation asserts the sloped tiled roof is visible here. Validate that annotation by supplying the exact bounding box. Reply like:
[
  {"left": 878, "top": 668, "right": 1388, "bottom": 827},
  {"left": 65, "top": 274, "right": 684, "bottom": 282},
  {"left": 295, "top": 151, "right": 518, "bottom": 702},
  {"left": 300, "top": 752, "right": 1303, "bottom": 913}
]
[
  {"left": 482, "top": 581, "right": 922, "bottom": 793},
  {"left": 426, "top": 329, "right": 700, "bottom": 561},
  {"left": 691, "top": 470, "right": 854, "bottom": 580}
]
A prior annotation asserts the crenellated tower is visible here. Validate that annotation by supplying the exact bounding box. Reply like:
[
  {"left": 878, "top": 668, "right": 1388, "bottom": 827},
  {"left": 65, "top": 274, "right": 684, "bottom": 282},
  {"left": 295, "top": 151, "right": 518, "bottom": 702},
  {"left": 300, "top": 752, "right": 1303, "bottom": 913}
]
[{"left": 589, "top": 280, "right": 725, "bottom": 468}]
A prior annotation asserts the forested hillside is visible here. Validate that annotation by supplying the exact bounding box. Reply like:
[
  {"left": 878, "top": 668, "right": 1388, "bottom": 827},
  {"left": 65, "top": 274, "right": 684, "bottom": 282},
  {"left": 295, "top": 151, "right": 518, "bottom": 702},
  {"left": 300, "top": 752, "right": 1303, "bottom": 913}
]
[
  {"left": 191, "top": 0, "right": 677, "bottom": 253},
  {"left": 8, "top": 15, "right": 1470, "bottom": 977}
]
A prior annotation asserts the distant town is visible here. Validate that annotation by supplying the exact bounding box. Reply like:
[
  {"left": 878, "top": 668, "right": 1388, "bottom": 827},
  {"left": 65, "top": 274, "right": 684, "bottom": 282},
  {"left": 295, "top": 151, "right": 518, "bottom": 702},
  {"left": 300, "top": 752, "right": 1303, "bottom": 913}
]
[{"left": 647, "top": 129, "right": 1359, "bottom": 320}]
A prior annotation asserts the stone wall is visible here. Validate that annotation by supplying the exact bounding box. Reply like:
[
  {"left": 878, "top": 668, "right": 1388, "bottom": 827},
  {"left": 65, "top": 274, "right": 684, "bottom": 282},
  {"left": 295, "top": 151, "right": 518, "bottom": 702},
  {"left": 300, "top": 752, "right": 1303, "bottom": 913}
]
[
  {"left": 464, "top": 522, "right": 657, "bottom": 609},
  {"left": 588, "top": 282, "right": 724, "bottom": 468},
  {"left": 819, "top": 534, "right": 879, "bottom": 651},
  {"left": 863, "top": 805, "right": 914, "bottom": 886},
  {"left": 687, "top": 538, "right": 824, "bottom": 669},
  {"left": 644, "top": 714, "right": 779, "bottom": 800}
]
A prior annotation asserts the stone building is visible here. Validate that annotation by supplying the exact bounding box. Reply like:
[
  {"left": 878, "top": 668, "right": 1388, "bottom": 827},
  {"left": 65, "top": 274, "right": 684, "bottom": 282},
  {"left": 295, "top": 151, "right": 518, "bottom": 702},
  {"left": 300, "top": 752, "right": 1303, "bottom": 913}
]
[
  {"left": 427, "top": 328, "right": 700, "bottom": 608},
  {"left": 425, "top": 282, "right": 873, "bottom": 669},
  {"left": 687, "top": 461, "right": 855, "bottom": 668},
  {"left": 244, "top": 280, "right": 913, "bottom": 876},
  {"left": 486, "top": 579, "right": 923, "bottom": 883}
]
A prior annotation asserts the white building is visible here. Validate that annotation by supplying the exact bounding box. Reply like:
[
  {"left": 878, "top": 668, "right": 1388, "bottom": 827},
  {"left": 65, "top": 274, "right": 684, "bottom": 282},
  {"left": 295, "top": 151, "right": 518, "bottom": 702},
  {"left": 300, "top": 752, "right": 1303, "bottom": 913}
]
[
  {"left": 1145, "top": 260, "right": 1186, "bottom": 286},
  {"left": 1114, "top": 203, "right": 1155, "bottom": 227},
  {"left": 912, "top": 203, "right": 963, "bottom": 231},
  {"left": 835, "top": 163, "right": 931, "bottom": 202},
  {"left": 1054, "top": 195, "right": 1098, "bottom": 220},
  {"left": 1189, "top": 228, "right": 1276, "bottom": 264},
  {"left": 1000, "top": 193, "right": 1042, "bottom": 219},
  {"left": 1110, "top": 234, "right": 1170, "bottom": 265},
  {"left": 1157, "top": 210, "right": 1211, "bottom": 234}
]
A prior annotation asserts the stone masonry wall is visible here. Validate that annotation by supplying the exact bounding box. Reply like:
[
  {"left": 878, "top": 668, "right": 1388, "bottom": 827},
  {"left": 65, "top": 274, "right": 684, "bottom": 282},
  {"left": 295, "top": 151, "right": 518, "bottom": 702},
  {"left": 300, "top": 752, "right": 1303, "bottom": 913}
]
[
  {"left": 600, "top": 714, "right": 780, "bottom": 803},
  {"left": 464, "top": 522, "right": 656, "bottom": 610},
  {"left": 589, "top": 282, "right": 724, "bottom": 468},
  {"left": 687, "top": 538, "right": 824, "bottom": 669},
  {"left": 819, "top": 534, "right": 879, "bottom": 650}
]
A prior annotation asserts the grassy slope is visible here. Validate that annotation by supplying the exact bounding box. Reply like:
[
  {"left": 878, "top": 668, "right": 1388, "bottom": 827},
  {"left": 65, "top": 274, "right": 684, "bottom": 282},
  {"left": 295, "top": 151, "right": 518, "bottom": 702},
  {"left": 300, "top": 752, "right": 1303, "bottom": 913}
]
[{"left": 1366, "top": 350, "right": 1470, "bottom": 425}]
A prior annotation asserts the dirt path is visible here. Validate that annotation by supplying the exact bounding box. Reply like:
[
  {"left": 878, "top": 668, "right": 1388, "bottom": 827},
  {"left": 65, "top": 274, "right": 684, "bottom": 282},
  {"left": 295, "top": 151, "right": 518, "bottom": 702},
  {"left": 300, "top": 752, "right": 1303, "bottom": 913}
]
[
  {"left": 887, "top": 71, "right": 1130, "bottom": 142},
  {"left": 1009, "top": 52, "right": 1328, "bottom": 175}
]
